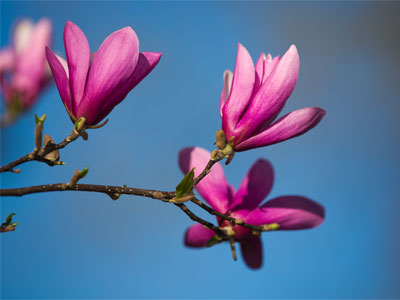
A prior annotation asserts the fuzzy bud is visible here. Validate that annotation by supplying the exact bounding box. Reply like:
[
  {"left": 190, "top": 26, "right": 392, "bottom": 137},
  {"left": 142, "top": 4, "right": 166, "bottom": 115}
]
[{"left": 216, "top": 130, "right": 227, "bottom": 150}]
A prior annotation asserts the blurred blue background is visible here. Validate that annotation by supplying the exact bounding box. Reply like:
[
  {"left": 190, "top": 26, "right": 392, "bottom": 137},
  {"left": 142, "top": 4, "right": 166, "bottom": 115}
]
[{"left": 1, "top": 1, "right": 399, "bottom": 299}]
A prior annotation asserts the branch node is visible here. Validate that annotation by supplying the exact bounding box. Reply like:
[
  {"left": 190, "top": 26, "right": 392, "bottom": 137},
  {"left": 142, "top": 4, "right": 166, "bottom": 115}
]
[{"left": 11, "top": 168, "right": 21, "bottom": 174}]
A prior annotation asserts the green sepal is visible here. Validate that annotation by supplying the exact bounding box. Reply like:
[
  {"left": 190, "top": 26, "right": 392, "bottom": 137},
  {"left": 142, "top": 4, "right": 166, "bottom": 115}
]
[
  {"left": 78, "top": 166, "right": 89, "bottom": 179},
  {"left": 10, "top": 222, "right": 18, "bottom": 227},
  {"left": 205, "top": 235, "right": 222, "bottom": 247},
  {"left": 74, "top": 117, "right": 86, "bottom": 131},
  {"left": 175, "top": 168, "right": 195, "bottom": 199},
  {"left": 35, "top": 114, "right": 47, "bottom": 125}
]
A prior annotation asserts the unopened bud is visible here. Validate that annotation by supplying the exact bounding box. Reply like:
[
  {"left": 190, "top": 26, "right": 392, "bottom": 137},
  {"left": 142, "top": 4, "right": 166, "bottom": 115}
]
[
  {"left": 69, "top": 170, "right": 80, "bottom": 187},
  {"left": 69, "top": 167, "right": 88, "bottom": 186},
  {"left": 211, "top": 149, "right": 218, "bottom": 160},
  {"left": 34, "top": 114, "right": 46, "bottom": 151},
  {"left": 78, "top": 166, "right": 89, "bottom": 179},
  {"left": 216, "top": 130, "right": 227, "bottom": 150}
]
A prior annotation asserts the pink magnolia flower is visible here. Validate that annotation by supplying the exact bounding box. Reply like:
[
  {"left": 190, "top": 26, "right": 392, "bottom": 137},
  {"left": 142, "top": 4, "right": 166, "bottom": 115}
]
[
  {"left": 0, "top": 18, "right": 52, "bottom": 112},
  {"left": 220, "top": 43, "right": 326, "bottom": 151},
  {"left": 179, "top": 147, "right": 324, "bottom": 269},
  {"left": 46, "top": 21, "right": 161, "bottom": 126}
]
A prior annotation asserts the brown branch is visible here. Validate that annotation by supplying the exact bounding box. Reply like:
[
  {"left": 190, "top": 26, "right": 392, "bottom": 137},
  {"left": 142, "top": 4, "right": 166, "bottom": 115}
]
[
  {"left": 173, "top": 203, "right": 225, "bottom": 236},
  {"left": 192, "top": 158, "right": 220, "bottom": 187},
  {"left": 0, "top": 183, "right": 175, "bottom": 200},
  {"left": 0, "top": 183, "right": 271, "bottom": 233},
  {"left": 0, "top": 121, "right": 87, "bottom": 174},
  {"left": 0, "top": 182, "right": 232, "bottom": 238}
]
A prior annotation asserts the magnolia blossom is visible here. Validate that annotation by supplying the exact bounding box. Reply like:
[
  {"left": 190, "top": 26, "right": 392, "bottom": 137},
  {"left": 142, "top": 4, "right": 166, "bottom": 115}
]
[
  {"left": 0, "top": 18, "right": 52, "bottom": 112},
  {"left": 46, "top": 21, "right": 161, "bottom": 126},
  {"left": 179, "top": 147, "right": 324, "bottom": 269},
  {"left": 220, "top": 43, "right": 326, "bottom": 151}
]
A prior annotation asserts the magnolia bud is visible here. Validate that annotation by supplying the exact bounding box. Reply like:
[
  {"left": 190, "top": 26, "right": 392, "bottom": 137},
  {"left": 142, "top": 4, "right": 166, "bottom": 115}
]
[{"left": 216, "top": 130, "right": 227, "bottom": 150}]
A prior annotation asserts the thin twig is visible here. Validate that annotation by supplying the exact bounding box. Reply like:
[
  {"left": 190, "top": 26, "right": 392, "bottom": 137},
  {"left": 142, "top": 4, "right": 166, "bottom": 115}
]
[
  {"left": 0, "top": 183, "right": 269, "bottom": 234},
  {"left": 190, "top": 197, "right": 267, "bottom": 232},
  {"left": 0, "top": 129, "right": 80, "bottom": 173},
  {"left": 0, "top": 182, "right": 232, "bottom": 238},
  {"left": 0, "top": 183, "right": 175, "bottom": 200},
  {"left": 192, "top": 154, "right": 225, "bottom": 187},
  {"left": 173, "top": 203, "right": 226, "bottom": 236}
]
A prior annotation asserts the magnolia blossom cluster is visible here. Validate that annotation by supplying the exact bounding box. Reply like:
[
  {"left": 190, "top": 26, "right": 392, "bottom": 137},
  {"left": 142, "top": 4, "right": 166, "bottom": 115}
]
[
  {"left": 180, "top": 147, "right": 324, "bottom": 269},
  {"left": 0, "top": 18, "right": 52, "bottom": 116},
  {"left": 1, "top": 18, "right": 326, "bottom": 269}
]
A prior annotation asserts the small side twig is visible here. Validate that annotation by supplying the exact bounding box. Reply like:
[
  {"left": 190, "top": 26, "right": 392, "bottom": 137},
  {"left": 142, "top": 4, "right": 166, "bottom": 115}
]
[{"left": 0, "top": 117, "right": 87, "bottom": 173}]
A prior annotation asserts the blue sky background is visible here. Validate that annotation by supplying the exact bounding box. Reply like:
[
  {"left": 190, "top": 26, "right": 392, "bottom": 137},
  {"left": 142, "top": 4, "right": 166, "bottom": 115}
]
[{"left": 1, "top": 1, "right": 399, "bottom": 299}]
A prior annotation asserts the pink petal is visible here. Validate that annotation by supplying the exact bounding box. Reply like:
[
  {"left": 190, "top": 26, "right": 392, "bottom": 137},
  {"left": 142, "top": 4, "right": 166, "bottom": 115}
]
[
  {"left": 0, "top": 48, "right": 15, "bottom": 73},
  {"left": 222, "top": 43, "right": 255, "bottom": 140},
  {"left": 261, "top": 54, "right": 280, "bottom": 85},
  {"left": 63, "top": 21, "right": 90, "bottom": 110},
  {"left": 13, "top": 19, "right": 34, "bottom": 55},
  {"left": 230, "top": 159, "right": 274, "bottom": 212},
  {"left": 244, "top": 196, "right": 325, "bottom": 230},
  {"left": 77, "top": 26, "right": 139, "bottom": 124},
  {"left": 240, "top": 235, "right": 263, "bottom": 269},
  {"left": 254, "top": 52, "right": 266, "bottom": 88},
  {"left": 235, "top": 107, "right": 326, "bottom": 151},
  {"left": 55, "top": 54, "right": 69, "bottom": 78},
  {"left": 219, "top": 70, "right": 233, "bottom": 118},
  {"left": 184, "top": 224, "right": 216, "bottom": 248},
  {"left": 46, "top": 47, "right": 72, "bottom": 112},
  {"left": 0, "top": 48, "right": 14, "bottom": 103},
  {"left": 254, "top": 53, "right": 280, "bottom": 90},
  {"left": 235, "top": 45, "right": 299, "bottom": 142},
  {"left": 93, "top": 51, "right": 162, "bottom": 124},
  {"left": 179, "top": 147, "right": 234, "bottom": 213},
  {"left": 12, "top": 18, "right": 52, "bottom": 105}
]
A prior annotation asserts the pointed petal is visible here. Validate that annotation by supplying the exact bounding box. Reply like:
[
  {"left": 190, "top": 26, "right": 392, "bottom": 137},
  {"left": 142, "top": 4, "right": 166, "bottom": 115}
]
[
  {"left": 55, "top": 54, "right": 69, "bottom": 78},
  {"left": 0, "top": 48, "right": 15, "bottom": 73},
  {"left": 46, "top": 47, "right": 72, "bottom": 112},
  {"left": 222, "top": 43, "right": 255, "bottom": 140},
  {"left": 255, "top": 52, "right": 267, "bottom": 87},
  {"left": 240, "top": 235, "right": 263, "bottom": 269},
  {"left": 179, "top": 147, "right": 233, "bottom": 213},
  {"left": 92, "top": 51, "right": 162, "bottom": 124},
  {"left": 184, "top": 224, "right": 216, "bottom": 248},
  {"left": 230, "top": 159, "right": 274, "bottom": 212},
  {"left": 219, "top": 70, "right": 233, "bottom": 118},
  {"left": 235, "top": 107, "right": 326, "bottom": 151},
  {"left": 262, "top": 54, "right": 280, "bottom": 85},
  {"left": 235, "top": 45, "right": 299, "bottom": 141},
  {"left": 77, "top": 26, "right": 139, "bottom": 124},
  {"left": 63, "top": 21, "right": 90, "bottom": 109},
  {"left": 245, "top": 196, "right": 324, "bottom": 230},
  {"left": 13, "top": 19, "right": 34, "bottom": 55}
]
